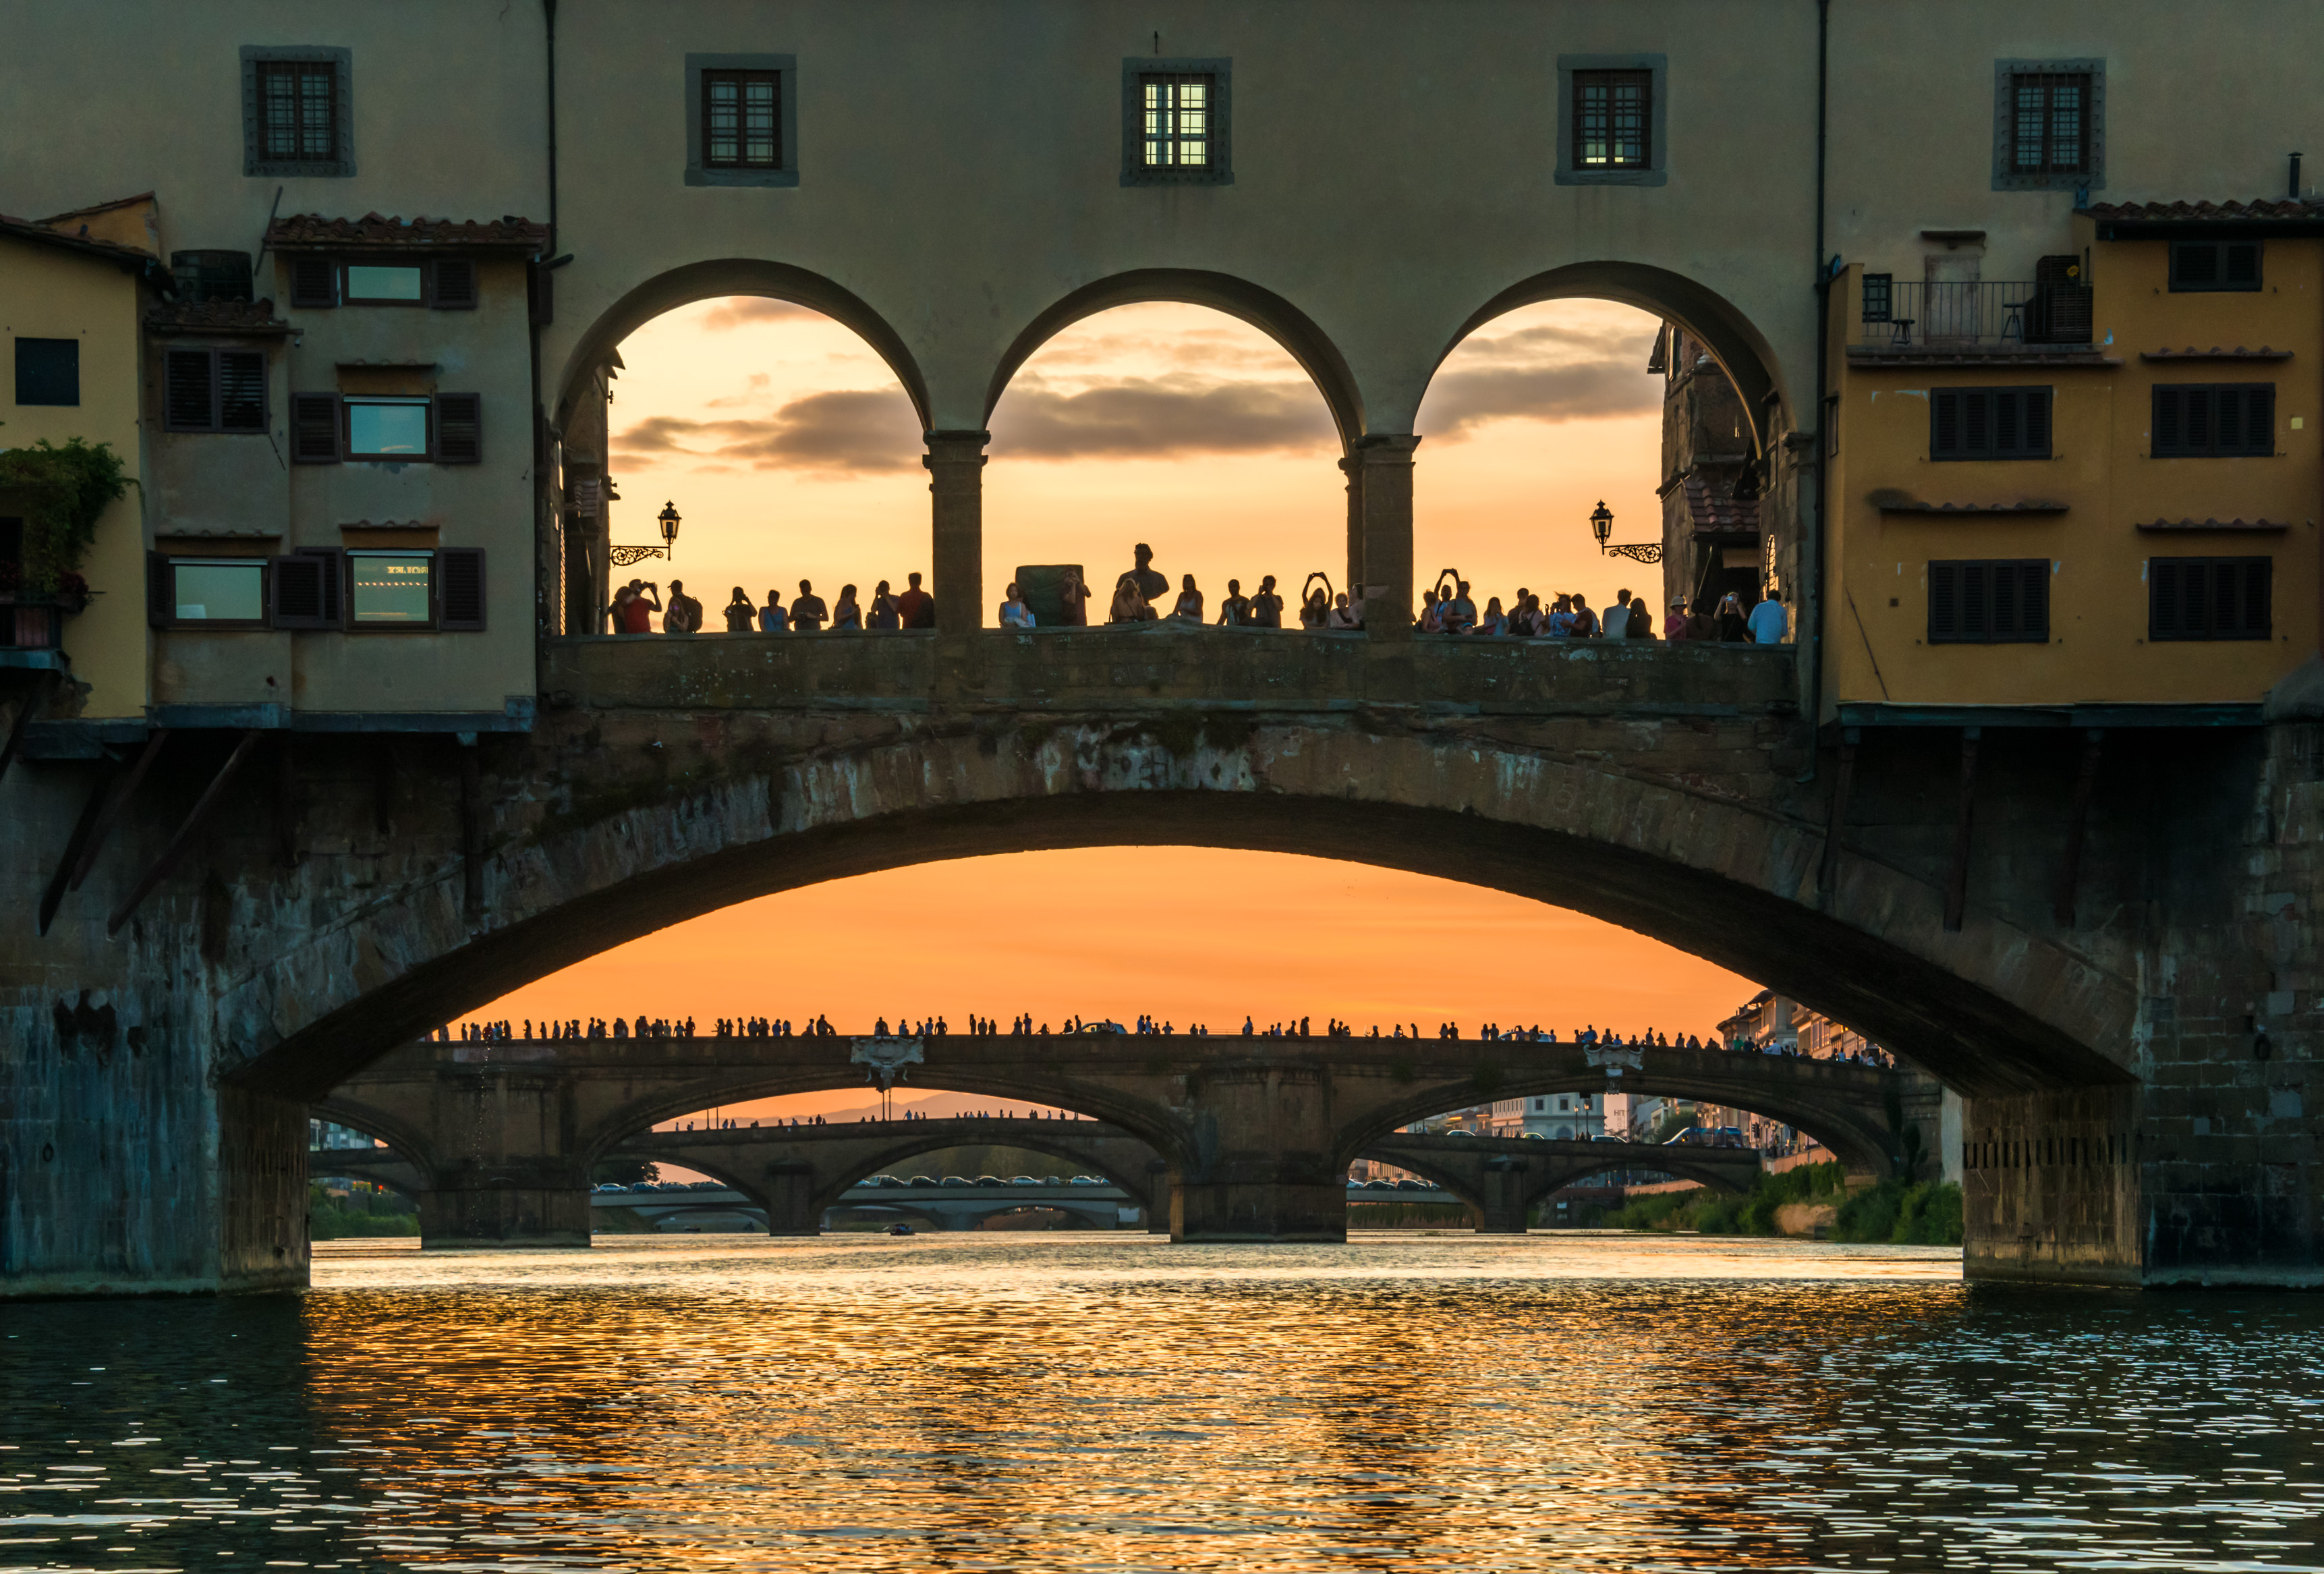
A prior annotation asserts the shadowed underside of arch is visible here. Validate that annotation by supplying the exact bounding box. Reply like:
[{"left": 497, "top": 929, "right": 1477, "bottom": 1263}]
[
  {"left": 984, "top": 268, "right": 1367, "bottom": 452},
  {"left": 555, "top": 258, "right": 933, "bottom": 430},
  {"left": 1437, "top": 261, "right": 1790, "bottom": 455}
]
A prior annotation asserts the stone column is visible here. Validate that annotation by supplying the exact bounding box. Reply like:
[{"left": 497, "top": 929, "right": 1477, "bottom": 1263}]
[
  {"left": 416, "top": 1068, "right": 590, "bottom": 1249},
  {"left": 1474, "top": 1158, "right": 1532, "bottom": 1235},
  {"left": 1357, "top": 434, "right": 1419, "bottom": 640},
  {"left": 924, "top": 430, "right": 990, "bottom": 636},
  {"left": 762, "top": 1163, "right": 822, "bottom": 1236},
  {"left": 1338, "top": 454, "right": 1364, "bottom": 597},
  {"left": 1170, "top": 1067, "right": 1347, "bottom": 1242}
]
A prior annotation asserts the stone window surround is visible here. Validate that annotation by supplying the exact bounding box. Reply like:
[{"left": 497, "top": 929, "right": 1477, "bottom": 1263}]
[
  {"left": 685, "top": 53, "right": 799, "bottom": 187},
  {"left": 240, "top": 45, "right": 355, "bottom": 178},
  {"left": 1991, "top": 57, "right": 2105, "bottom": 192},
  {"left": 1555, "top": 53, "right": 1668, "bottom": 187},
  {"left": 1121, "top": 57, "right": 1233, "bottom": 187}
]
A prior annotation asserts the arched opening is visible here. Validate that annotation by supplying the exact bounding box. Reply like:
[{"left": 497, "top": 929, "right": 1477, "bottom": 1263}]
[
  {"left": 554, "top": 263, "right": 931, "bottom": 637},
  {"left": 980, "top": 273, "right": 1359, "bottom": 630}
]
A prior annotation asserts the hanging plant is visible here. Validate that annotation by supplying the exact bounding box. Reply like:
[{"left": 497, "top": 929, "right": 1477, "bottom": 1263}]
[{"left": 0, "top": 437, "right": 132, "bottom": 594}]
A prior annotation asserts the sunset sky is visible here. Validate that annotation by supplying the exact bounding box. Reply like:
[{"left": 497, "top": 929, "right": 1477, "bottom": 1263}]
[{"left": 470, "top": 298, "right": 1755, "bottom": 1122}]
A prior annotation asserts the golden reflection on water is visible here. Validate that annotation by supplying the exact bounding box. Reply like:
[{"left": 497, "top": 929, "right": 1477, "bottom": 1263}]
[{"left": 7, "top": 1233, "right": 2322, "bottom": 1572}]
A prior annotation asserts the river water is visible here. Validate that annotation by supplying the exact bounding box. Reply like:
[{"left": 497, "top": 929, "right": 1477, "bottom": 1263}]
[{"left": 4, "top": 1232, "right": 2322, "bottom": 1573}]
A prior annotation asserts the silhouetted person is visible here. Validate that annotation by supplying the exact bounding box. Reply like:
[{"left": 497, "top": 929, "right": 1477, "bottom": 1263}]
[
  {"left": 1171, "top": 573, "right": 1203, "bottom": 622},
  {"left": 760, "top": 588, "right": 788, "bottom": 631},
  {"left": 832, "top": 584, "right": 862, "bottom": 631},
  {"left": 723, "top": 586, "right": 756, "bottom": 632},
  {"left": 791, "top": 579, "right": 828, "bottom": 632},
  {"left": 896, "top": 571, "right": 934, "bottom": 629},
  {"left": 1249, "top": 574, "right": 1284, "bottom": 628},
  {"left": 1218, "top": 579, "right": 1251, "bottom": 626},
  {"left": 868, "top": 579, "right": 900, "bottom": 630}
]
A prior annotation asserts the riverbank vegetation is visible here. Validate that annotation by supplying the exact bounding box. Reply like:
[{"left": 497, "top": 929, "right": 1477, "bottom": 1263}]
[
  {"left": 1604, "top": 1162, "right": 1964, "bottom": 1245},
  {"left": 308, "top": 1180, "right": 419, "bottom": 1239}
]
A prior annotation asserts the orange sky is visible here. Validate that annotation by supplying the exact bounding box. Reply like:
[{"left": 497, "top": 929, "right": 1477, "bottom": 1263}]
[{"left": 472, "top": 299, "right": 1754, "bottom": 1123}]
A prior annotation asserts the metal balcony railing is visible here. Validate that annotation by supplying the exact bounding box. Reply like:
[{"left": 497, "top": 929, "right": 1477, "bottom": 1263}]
[{"left": 1853, "top": 281, "right": 2093, "bottom": 349}]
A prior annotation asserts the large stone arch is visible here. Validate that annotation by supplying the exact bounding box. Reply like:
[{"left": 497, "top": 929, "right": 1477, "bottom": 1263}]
[
  {"left": 982, "top": 268, "right": 1367, "bottom": 454},
  {"left": 551, "top": 258, "right": 932, "bottom": 432}
]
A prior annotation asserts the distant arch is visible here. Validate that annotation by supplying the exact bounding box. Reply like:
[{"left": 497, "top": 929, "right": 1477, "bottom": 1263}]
[
  {"left": 553, "top": 258, "right": 932, "bottom": 431},
  {"left": 1429, "top": 261, "right": 1789, "bottom": 455},
  {"left": 984, "top": 269, "right": 1366, "bottom": 453}
]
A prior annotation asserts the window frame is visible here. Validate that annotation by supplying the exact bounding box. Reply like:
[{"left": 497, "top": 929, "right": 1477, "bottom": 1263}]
[
  {"left": 1861, "top": 273, "right": 1894, "bottom": 323},
  {"left": 2151, "top": 383, "right": 2276, "bottom": 458},
  {"left": 1927, "top": 559, "right": 2053, "bottom": 645},
  {"left": 1120, "top": 57, "right": 1233, "bottom": 187},
  {"left": 1929, "top": 386, "right": 2054, "bottom": 462},
  {"left": 1991, "top": 58, "right": 2103, "bottom": 192},
  {"left": 162, "top": 347, "right": 270, "bottom": 434},
  {"left": 1556, "top": 53, "right": 1668, "bottom": 187},
  {"left": 12, "top": 337, "right": 80, "bottom": 407},
  {"left": 2148, "top": 556, "right": 2272, "bottom": 642},
  {"left": 345, "top": 548, "right": 439, "bottom": 631},
  {"left": 339, "top": 260, "right": 431, "bottom": 307},
  {"left": 341, "top": 395, "right": 434, "bottom": 462},
  {"left": 684, "top": 53, "right": 799, "bottom": 188},
  {"left": 2169, "top": 240, "right": 2263, "bottom": 293},
  {"left": 149, "top": 555, "right": 273, "bottom": 631},
  {"left": 700, "top": 67, "right": 783, "bottom": 171},
  {"left": 240, "top": 46, "right": 354, "bottom": 178},
  {"left": 1571, "top": 67, "right": 1653, "bottom": 172}
]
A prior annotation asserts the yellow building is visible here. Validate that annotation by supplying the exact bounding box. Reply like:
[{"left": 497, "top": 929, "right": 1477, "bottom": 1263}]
[
  {"left": 1825, "top": 197, "right": 2320, "bottom": 720},
  {"left": 1, "top": 204, "right": 152, "bottom": 719}
]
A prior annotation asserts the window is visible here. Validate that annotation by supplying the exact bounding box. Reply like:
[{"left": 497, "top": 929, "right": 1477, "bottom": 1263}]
[
  {"left": 240, "top": 48, "right": 353, "bottom": 177},
  {"left": 148, "top": 557, "right": 268, "bottom": 628},
  {"left": 13, "top": 339, "right": 78, "bottom": 406},
  {"left": 294, "top": 393, "right": 482, "bottom": 463},
  {"left": 1928, "top": 559, "right": 2050, "bottom": 643},
  {"left": 1574, "top": 69, "right": 1651, "bottom": 169},
  {"left": 164, "top": 349, "right": 267, "bottom": 432},
  {"left": 702, "top": 69, "right": 781, "bottom": 169},
  {"left": 2150, "top": 557, "right": 2270, "bottom": 641},
  {"left": 1121, "top": 57, "right": 1231, "bottom": 186},
  {"left": 289, "top": 258, "right": 476, "bottom": 310},
  {"left": 170, "top": 250, "right": 254, "bottom": 305},
  {"left": 1862, "top": 273, "right": 1893, "bottom": 323},
  {"left": 684, "top": 54, "right": 798, "bottom": 188},
  {"left": 2152, "top": 384, "right": 2274, "bottom": 457},
  {"left": 1993, "top": 59, "right": 2103, "bottom": 191},
  {"left": 1931, "top": 387, "right": 2052, "bottom": 460},
  {"left": 345, "top": 397, "right": 430, "bottom": 459},
  {"left": 2170, "top": 240, "right": 2262, "bottom": 292},
  {"left": 343, "top": 264, "right": 424, "bottom": 304},
  {"left": 349, "top": 552, "right": 434, "bottom": 625},
  {"left": 270, "top": 549, "right": 343, "bottom": 630},
  {"left": 147, "top": 547, "right": 482, "bottom": 630}
]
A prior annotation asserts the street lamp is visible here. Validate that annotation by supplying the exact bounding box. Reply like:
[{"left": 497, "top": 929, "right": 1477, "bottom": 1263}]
[
  {"left": 1587, "top": 498, "right": 1662, "bottom": 564},
  {"left": 609, "top": 498, "right": 681, "bottom": 567},
  {"left": 657, "top": 501, "right": 681, "bottom": 555}
]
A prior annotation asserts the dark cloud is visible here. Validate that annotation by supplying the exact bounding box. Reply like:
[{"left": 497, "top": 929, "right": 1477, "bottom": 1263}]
[
  {"left": 992, "top": 376, "right": 1336, "bottom": 458},
  {"left": 698, "top": 296, "right": 819, "bottom": 330},
  {"left": 1419, "top": 359, "right": 1660, "bottom": 439},
  {"left": 611, "top": 390, "right": 921, "bottom": 475}
]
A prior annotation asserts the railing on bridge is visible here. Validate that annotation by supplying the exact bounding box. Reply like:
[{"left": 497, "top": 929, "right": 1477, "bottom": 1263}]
[{"left": 1850, "top": 279, "right": 2094, "bottom": 352}]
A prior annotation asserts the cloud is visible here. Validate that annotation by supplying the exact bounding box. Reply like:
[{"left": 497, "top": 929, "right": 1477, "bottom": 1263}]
[
  {"left": 1419, "top": 359, "right": 1661, "bottom": 439},
  {"left": 992, "top": 374, "right": 1336, "bottom": 458},
  {"left": 698, "top": 296, "right": 819, "bottom": 330},
  {"left": 611, "top": 389, "right": 922, "bottom": 475}
]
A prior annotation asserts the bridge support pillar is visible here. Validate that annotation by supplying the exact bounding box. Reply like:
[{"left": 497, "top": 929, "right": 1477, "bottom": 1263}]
[
  {"left": 415, "top": 1069, "right": 588, "bottom": 1249},
  {"left": 762, "top": 1164, "right": 821, "bottom": 1236},
  {"left": 925, "top": 430, "right": 988, "bottom": 646},
  {"left": 1475, "top": 1160, "right": 1532, "bottom": 1235},
  {"left": 1962, "top": 1086, "right": 2143, "bottom": 1286},
  {"left": 1170, "top": 1067, "right": 1347, "bottom": 1243},
  {"left": 1355, "top": 434, "right": 1417, "bottom": 648}
]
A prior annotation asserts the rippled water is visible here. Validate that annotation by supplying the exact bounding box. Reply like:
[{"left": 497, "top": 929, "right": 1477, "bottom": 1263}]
[{"left": 4, "top": 1233, "right": 2323, "bottom": 1572}]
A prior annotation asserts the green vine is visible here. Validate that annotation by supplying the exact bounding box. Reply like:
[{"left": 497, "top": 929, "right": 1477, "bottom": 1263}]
[{"left": 0, "top": 437, "right": 131, "bottom": 592}]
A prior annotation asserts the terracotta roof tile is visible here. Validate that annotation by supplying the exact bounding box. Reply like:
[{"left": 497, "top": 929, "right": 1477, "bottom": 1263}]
[
  {"left": 1681, "top": 474, "right": 1759, "bottom": 536},
  {"left": 0, "top": 211, "right": 157, "bottom": 265},
  {"left": 2080, "top": 197, "right": 2324, "bottom": 222},
  {"left": 264, "top": 212, "right": 548, "bottom": 250},
  {"left": 146, "top": 298, "right": 292, "bottom": 335}
]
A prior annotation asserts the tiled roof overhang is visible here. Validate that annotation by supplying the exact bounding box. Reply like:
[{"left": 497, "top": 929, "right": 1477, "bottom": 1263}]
[
  {"left": 146, "top": 298, "right": 293, "bottom": 336},
  {"left": 2080, "top": 198, "right": 2324, "bottom": 238},
  {"left": 264, "top": 213, "right": 548, "bottom": 250},
  {"left": 0, "top": 213, "right": 156, "bottom": 269}
]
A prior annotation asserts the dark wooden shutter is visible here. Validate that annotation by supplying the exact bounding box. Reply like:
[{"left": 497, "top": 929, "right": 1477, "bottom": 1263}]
[
  {"left": 438, "top": 548, "right": 486, "bottom": 630},
  {"left": 290, "top": 393, "right": 340, "bottom": 462},
  {"left": 1959, "top": 563, "right": 1989, "bottom": 638},
  {"left": 218, "top": 351, "right": 266, "bottom": 432},
  {"left": 270, "top": 554, "right": 329, "bottom": 628},
  {"left": 2239, "top": 558, "right": 2272, "bottom": 636},
  {"left": 2226, "top": 244, "right": 2261, "bottom": 287},
  {"left": 2185, "top": 387, "right": 2212, "bottom": 452},
  {"left": 147, "top": 552, "right": 176, "bottom": 627},
  {"left": 289, "top": 256, "right": 337, "bottom": 308},
  {"left": 1931, "top": 391, "right": 1959, "bottom": 457},
  {"left": 1928, "top": 563, "right": 1958, "bottom": 640},
  {"left": 2172, "top": 242, "right": 2217, "bottom": 287},
  {"left": 2153, "top": 387, "right": 2182, "bottom": 454},
  {"left": 2016, "top": 561, "right": 2049, "bottom": 639},
  {"left": 2024, "top": 387, "right": 2051, "bottom": 455},
  {"left": 431, "top": 258, "right": 478, "bottom": 309},
  {"left": 434, "top": 393, "right": 481, "bottom": 463},
  {"left": 2243, "top": 385, "right": 2275, "bottom": 454},
  {"left": 165, "top": 349, "right": 214, "bottom": 430},
  {"left": 1962, "top": 391, "right": 1989, "bottom": 454}
]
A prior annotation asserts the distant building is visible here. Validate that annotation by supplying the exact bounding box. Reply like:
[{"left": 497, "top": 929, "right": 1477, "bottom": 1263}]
[{"left": 1653, "top": 323, "right": 1767, "bottom": 617}]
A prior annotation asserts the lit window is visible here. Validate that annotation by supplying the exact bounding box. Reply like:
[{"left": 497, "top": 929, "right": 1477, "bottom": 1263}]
[
  {"left": 256, "top": 59, "right": 337, "bottom": 163},
  {"left": 343, "top": 264, "right": 424, "bottom": 303},
  {"left": 703, "top": 69, "right": 781, "bottom": 169},
  {"left": 2010, "top": 72, "right": 2090, "bottom": 176},
  {"left": 1142, "top": 74, "right": 1212, "bottom": 167},
  {"left": 1574, "top": 69, "right": 1651, "bottom": 169},
  {"left": 172, "top": 559, "right": 266, "bottom": 622},
  {"left": 345, "top": 397, "right": 430, "bottom": 459},
  {"left": 349, "top": 551, "right": 434, "bottom": 625}
]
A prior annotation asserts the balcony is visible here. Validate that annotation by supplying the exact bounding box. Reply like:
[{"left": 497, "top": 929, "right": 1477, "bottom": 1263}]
[{"left": 1849, "top": 281, "right": 2099, "bottom": 362}]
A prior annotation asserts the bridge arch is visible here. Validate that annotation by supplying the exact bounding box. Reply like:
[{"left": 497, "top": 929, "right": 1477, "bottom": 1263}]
[
  {"left": 982, "top": 269, "right": 1367, "bottom": 454},
  {"left": 552, "top": 258, "right": 932, "bottom": 432}
]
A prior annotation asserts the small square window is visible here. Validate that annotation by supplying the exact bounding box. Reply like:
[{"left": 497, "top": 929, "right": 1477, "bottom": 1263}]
[
  {"left": 171, "top": 559, "right": 268, "bottom": 624},
  {"left": 349, "top": 551, "right": 434, "bottom": 626},
  {"left": 343, "top": 264, "right": 425, "bottom": 304},
  {"left": 1121, "top": 58, "right": 1232, "bottom": 186},
  {"left": 13, "top": 338, "right": 79, "bottom": 406},
  {"left": 2170, "top": 241, "right": 2263, "bottom": 292},
  {"left": 1574, "top": 69, "right": 1651, "bottom": 169},
  {"left": 2152, "top": 384, "right": 2275, "bottom": 457},
  {"left": 2149, "top": 557, "right": 2271, "bottom": 641},
  {"left": 345, "top": 396, "right": 430, "bottom": 459},
  {"left": 1861, "top": 273, "right": 1893, "bottom": 322},
  {"left": 163, "top": 349, "right": 268, "bottom": 432},
  {"left": 1928, "top": 559, "right": 2051, "bottom": 644},
  {"left": 1992, "top": 59, "right": 2103, "bottom": 192},
  {"left": 685, "top": 55, "right": 798, "bottom": 188},
  {"left": 241, "top": 47, "right": 353, "bottom": 177}
]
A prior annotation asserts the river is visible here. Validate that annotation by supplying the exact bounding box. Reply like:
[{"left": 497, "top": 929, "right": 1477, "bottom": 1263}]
[{"left": 3, "top": 1232, "right": 2320, "bottom": 1571}]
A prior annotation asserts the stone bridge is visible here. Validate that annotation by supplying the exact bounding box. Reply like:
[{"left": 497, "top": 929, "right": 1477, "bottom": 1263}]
[
  {"left": 312, "top": 1025, "right": 1926, "bottom": 1247},
  {"left": 3, "top": 631, "right": 2317, "bottom": 1292}
]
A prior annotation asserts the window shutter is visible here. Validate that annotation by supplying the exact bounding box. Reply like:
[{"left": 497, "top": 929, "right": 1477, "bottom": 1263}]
[
  {"left": 290, "top": 393, "right": 340, "bottom": 462},
  {"left": 1963, "top": 391, "right": 1989, "bottom": 453},
  {"left": 146, "top": 552, "right": 175, "bottom": 627},
  {"left": 2185, "top": 387, "right": 2211, "bottom": 452},
  {"left": 2186, "top": 561, "right": 2214, "bottom": 636},
  {"left": 2226, "top": 244, "right": 2261, "bottom": 286},
  {"left": 2216, "top": 387, "right": 2243, "bottom": 455},
  {"left": 165, "top": 349, "right": 214, "bottom": 430},
  {"left": 301, "top": 547, "right": 344, "bottom": 627},
  {"left": 2153, "top": 388, "right": 2181, "bottom": 454},
  {"left": 218, "top": 351, "right": 266, "bottom": 432},
  {"left": 2150, "top": 560, "right": 2180, "bottom": 639},
  {"left": 438, "top": 547, "right": 486, "bottom": 630},
  {"left": 1931, "top": 391, "right": 1959, "bottom": 456},
  {"left": 434, "top": 393, "right": 481, "bottom": 463},
  {"left": 1928, "top": 563, "right": 1958, "bottom": 640},
  {"left": 289, "top": 256, "right": 337, "bottom": 308},
  {"left": 270, "top": 554, "right": 329, "bottom": 628},
  {"left": 1995, "top": 390, "right": 2021, "bottom": 455},
  {"left": 2173, "top": 243, "right": 2217, "bottom": 287},
  {"left": 432, "top": 258, "right": 478, "bottom": 309},
  {"left": 2025, "top": 387, "right": 2051, "bottom": 456},
  {"left": 1992, "top": 560, "right": 2018, "bottom": 635},
  {"left": 2018, "top": 562, "right": 2049, "bottom": 639},
  {"left": 2246, "top": 385, "right": 2274, "bottom": 453},
  {"left": 1960, "top": 563, "right": 1989, "bottom": 638},
  {"left": 2241, "top": 559, "right": 2271, "bottom": 636}
]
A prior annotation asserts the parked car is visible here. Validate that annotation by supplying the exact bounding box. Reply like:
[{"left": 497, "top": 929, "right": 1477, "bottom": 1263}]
[
  {"left": 884, "top": 1222, "right": 914, "bottom": 1237},
  {"left": 1009, "top": 1175, "right": 1040, "bottom": 1186},
  {"left": 592, "top": 1183, "right": 627, "bottom": 1193},
  {"left": 974, "top": 1175, "right": 1006, "bottom": 1187},
  {"left": 940, "top": 1175, "right": 970, "bottom": 1187},
  {"left": 687, "top": 1180, "right": 723, "bottom": 1191},
  {"left": 907, "top": 1175, "right": 938, "bottom": 1188},
  {"left": 1394, "top": 1178, "right": 1429, "bottom": 1191},
  {"left": 1664, "top": 1126, "right": 1749, "bottom": 1149},
  {"left": 1364, "top": 1179, "right": 1396, "bottom": 1191},
  {"left": 1069, "top": 1175, "right": 1102, "bottom": 1186}
]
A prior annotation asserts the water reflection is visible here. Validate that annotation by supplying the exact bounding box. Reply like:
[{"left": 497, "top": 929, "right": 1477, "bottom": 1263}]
[{"left": 2, "top": 1234, "right": 2320, "bottom": 1571}]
